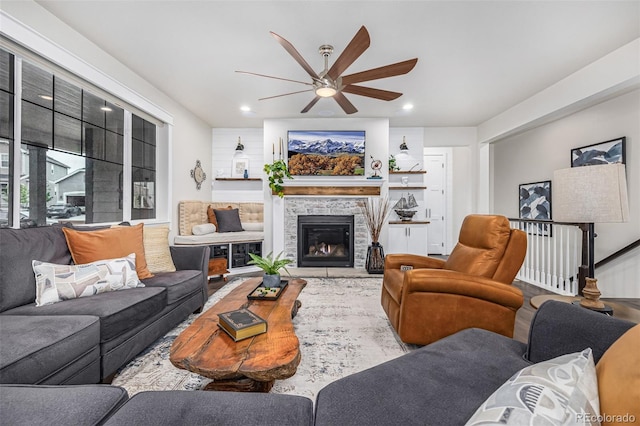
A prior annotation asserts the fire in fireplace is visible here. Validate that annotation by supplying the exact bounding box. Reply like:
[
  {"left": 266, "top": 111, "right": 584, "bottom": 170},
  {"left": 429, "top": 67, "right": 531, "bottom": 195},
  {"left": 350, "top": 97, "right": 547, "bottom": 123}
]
[{"left": 297, "top": 215, "right": 354, "bottom": 267}]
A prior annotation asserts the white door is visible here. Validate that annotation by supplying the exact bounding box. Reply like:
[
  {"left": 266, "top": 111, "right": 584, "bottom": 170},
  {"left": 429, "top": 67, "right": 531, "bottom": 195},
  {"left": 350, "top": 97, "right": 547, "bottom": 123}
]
[{"left": 424, "top": 154, "right": 446, "bottom": 254}]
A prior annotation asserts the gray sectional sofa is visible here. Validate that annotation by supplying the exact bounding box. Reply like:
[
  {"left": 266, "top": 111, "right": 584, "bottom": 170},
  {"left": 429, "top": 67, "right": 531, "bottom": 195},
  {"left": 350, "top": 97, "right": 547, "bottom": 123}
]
[
  {"left": 0, "top": 301, "right": 635, "bottom": 425},
  {"left": 0, "top": 225, "right": 209, "bottom": 385}
]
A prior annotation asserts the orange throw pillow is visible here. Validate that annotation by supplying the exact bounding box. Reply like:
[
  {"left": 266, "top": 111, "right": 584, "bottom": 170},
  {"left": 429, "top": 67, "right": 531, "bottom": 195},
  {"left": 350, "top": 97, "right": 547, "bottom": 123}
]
[
  {"left": 206, "top": 205, "right": 217, "bottom": 227},
  {"left": 207, "top": 205, "right": 232, "bottom": 232},
  {"left": 62, "top": 223, "right": 153, "bottom": 279},
  {"left": 596, "top": 324, "right": 640, "bottom": 425}
]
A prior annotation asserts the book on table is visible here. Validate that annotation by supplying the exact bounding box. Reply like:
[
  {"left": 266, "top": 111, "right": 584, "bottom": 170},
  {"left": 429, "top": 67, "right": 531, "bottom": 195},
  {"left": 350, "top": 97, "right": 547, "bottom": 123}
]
[{"left": 218, "top": 308, "right": 267, "bottom": 341}]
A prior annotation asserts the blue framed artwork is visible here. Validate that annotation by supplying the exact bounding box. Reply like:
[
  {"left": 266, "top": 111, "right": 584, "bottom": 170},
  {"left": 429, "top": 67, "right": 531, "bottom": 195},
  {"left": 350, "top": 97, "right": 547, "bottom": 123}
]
[
  {"left": 519, "top": 180, "right": 552, "bottom": 236},
  {"left": 571, "top": 137, "right": 626, "bottom": 167}
]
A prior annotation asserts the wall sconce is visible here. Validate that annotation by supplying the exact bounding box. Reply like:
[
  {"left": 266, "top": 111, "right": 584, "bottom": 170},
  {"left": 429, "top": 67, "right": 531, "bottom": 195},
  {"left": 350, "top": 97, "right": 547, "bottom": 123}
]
[{"left": 235, "top": 137, "right": 244, "bottom": 152}]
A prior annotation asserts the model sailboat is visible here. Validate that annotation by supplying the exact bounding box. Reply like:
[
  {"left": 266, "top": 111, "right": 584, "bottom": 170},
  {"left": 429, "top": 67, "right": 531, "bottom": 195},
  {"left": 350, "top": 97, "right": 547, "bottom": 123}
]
[{"left": 393, "top": 193, "right": 418, "bottom": 221}]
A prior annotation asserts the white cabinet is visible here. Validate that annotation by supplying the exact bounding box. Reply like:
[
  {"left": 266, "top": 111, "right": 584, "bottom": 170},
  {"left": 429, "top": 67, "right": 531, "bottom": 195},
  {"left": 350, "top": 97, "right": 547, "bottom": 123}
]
[{"left": 386, "top": 222, "right": 428, "bottom": 255}]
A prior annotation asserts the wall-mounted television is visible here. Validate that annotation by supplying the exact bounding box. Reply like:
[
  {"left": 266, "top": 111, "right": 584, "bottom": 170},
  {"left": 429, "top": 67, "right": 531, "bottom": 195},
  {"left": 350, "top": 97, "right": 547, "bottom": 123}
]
[{"left": 287, "top": 130, "right": 365, "bottom": 176}]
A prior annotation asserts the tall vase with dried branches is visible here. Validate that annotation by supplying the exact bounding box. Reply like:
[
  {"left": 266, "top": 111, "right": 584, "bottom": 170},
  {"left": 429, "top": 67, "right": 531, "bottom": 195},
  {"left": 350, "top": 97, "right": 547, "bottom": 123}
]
[{"left": 361, "top": 197, "right": 391, "bottom": 274}]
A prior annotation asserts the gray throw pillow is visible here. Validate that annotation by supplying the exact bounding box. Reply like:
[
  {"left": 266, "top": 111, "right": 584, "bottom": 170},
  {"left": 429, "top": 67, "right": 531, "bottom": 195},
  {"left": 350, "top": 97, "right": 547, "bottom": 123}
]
[{"left": 214, "top": 208, "right": 244, "bottom": 232}]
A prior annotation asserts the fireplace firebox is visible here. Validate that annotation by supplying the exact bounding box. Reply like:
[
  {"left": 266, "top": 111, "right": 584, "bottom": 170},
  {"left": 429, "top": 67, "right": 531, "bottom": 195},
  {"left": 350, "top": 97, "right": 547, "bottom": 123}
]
[{"left": 297, "top": 215, "right": 354, "bottom": 267}]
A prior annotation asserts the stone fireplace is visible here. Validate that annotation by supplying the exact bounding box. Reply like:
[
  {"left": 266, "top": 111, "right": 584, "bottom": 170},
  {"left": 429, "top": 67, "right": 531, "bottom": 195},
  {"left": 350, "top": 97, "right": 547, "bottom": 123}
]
[{"left": 283, "top": 197, "right": 368, "bottom": 268}]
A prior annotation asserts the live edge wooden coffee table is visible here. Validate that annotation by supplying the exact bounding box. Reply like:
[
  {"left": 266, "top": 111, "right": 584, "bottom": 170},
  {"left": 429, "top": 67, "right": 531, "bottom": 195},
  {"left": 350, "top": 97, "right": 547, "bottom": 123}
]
[{"left": 170, "top": 277, "right": 307, "bottom": 392}]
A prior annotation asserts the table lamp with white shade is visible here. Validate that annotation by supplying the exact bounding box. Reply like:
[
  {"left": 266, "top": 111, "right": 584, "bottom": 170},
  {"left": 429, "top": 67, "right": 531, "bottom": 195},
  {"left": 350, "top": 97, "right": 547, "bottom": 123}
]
[{"left": 552, "top": 163, "right": 629, "bottom": 311}]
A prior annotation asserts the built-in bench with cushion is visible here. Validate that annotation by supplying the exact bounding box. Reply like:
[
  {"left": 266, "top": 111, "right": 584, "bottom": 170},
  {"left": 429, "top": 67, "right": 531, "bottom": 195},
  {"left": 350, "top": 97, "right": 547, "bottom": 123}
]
[{"left": 174, "top": 200, "right": 264, "bottom": 277}]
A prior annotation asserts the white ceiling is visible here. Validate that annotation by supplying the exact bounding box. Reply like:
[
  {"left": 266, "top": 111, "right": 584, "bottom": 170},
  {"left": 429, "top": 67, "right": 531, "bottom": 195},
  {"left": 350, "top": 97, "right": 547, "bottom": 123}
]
[{"left": 33, "top": 1, "right": 640, "bottom": 128}]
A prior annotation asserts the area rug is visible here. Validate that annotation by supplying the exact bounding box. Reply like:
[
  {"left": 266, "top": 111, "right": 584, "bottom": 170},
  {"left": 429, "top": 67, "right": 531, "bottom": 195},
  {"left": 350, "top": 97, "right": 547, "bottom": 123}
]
[{"left": 112, "top": 277, "right": 412, "bottom": 401}]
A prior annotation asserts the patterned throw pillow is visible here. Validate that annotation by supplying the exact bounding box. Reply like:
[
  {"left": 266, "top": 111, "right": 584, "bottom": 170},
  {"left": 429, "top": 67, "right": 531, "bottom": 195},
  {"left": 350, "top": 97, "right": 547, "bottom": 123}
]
[
  {"left": 465, "top": 348, "right": 600, "bottom": 426},
  {"left": 33, "top": 253, "right": 144, "bottom": 307}
]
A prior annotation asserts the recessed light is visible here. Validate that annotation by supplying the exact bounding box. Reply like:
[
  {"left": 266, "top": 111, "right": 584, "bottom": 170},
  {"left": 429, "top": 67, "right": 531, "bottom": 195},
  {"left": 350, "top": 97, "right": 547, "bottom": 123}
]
[
  {"left": 402, "top": 103, "right": 414, "bottom": 111},
  {"left": 39, "top": 95, "right": 53, "bottom": 101},
  {"left": 240, "top": 106, "right": 251, "bottom": 112},
  {"left": 101, "top": 106, "right": 112, "bottom": 112}
]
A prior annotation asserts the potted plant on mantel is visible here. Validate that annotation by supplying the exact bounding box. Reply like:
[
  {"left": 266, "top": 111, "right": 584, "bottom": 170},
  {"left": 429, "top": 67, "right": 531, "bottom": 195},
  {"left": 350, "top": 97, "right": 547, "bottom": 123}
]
[
  {"left": 264, "top": 159, "right": 292, "bottom": 198},
  {"left": 248, "top": 251, "right": 293, "bottom": 288}
]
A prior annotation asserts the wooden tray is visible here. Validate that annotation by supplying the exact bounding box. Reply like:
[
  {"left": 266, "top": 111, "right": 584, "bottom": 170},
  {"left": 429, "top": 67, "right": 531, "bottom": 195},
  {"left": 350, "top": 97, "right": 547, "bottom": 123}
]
[{"left": 247, "top": 279, "right": 289, "bottom": 300}]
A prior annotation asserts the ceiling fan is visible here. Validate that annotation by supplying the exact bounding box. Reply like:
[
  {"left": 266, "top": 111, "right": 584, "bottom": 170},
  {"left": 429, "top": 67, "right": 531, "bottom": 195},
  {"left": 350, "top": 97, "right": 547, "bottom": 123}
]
[{"left": 236, "top": 26, "right": 418, "bottom": 115}]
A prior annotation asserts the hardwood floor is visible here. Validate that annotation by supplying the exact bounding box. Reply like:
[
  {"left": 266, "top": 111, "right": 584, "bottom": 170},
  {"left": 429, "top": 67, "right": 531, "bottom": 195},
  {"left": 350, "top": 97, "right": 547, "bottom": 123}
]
[
  {"left": 207, "top": 277, "right": 229, "bottom": 296},
  {"left": 513, "top": 280, "right": 555, "bottom": 343},
  {"left": 512, "top": 280, "right": 639, "bottom": 343},
  {"left": 208, "top": 275, "right": 638, "bottom": 344}
]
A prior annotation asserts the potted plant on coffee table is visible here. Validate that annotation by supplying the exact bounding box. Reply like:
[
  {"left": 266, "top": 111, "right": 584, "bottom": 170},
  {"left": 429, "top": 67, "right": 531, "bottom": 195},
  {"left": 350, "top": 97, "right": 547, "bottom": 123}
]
[{"left": 248, "top": 251, "right": 293, "bottom": 288}]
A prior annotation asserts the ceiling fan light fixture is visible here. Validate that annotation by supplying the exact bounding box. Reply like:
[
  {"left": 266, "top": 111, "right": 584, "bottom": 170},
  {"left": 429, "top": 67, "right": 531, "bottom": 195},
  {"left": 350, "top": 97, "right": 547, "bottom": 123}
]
[
  {"left": 246, "top": 26, "right": 417, "bottom": 114},
  {"left": 315, "top": 86, "right": 337, "bottom": 97}
]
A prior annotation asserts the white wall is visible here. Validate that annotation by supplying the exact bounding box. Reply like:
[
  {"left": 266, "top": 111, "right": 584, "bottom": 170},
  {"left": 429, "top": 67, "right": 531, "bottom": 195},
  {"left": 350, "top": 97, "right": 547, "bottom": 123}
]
[
  {"left": 211, "top": 128, "right": 264, "bottom": 202},
  {"left": 1, "top": 1, "right": 213, "bottom": 241},
  {"left": 492, "top": 89, "right": 640, "bottom": 297},
  {"left": 169, "top": 112, "right": 215, "bottom": 238}
]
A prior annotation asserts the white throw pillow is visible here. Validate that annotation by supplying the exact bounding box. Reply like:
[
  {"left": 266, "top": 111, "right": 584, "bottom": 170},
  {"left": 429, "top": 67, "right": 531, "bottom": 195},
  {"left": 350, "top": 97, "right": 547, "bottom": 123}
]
[
  {"left": 33, "top": 253, "right": 144, "bottom": 306},
  {"left": 465, "top": 348, "right": 600, "bottom": 426},
  {"left": 192, "top": 223, "right": 216, "bottom": 235},
  {"left": 242, "top": 222, "right": 264, "bottom": 232}
]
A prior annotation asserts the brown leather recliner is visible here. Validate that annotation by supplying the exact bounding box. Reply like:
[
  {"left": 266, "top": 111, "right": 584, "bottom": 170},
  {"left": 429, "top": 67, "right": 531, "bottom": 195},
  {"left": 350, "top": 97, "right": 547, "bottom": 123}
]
[{"left": 381, "top": 214, "right": 527, "bottom": 345}]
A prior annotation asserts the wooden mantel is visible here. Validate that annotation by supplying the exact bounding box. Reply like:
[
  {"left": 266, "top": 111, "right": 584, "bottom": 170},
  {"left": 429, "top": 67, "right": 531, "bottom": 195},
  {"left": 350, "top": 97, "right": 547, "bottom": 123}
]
[
  {"left": 274, "top": 186, "right": 380, "bottom": 196},
  {"left": 274, "top": 178, "right": 383, "bottom": 196}
]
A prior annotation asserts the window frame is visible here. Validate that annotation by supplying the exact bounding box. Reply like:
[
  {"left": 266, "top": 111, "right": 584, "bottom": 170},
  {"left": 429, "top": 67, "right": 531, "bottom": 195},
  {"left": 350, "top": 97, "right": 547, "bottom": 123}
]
[{"left": 0, "top": 24, "right": 172, "bottom": 228}]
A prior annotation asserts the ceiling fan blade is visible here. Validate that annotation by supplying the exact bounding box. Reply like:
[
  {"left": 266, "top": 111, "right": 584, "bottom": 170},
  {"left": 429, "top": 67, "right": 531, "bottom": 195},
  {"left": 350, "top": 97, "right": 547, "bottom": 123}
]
[
  {"left": 341, "top": 85, "right": 402, "bottom": 101},
  {"left": 236, "top": 71, "right": 313, "bottom": 86},
  {"left": 341, "top": 58, "right": 418, "bottom": 86},
  {"left": 301, "top": 96, "right": 321, "bottom": 113},
  {"left": 327, "top": 26, "right": 370, "bottom": 81},
  {"left": 270, "top": 31, "right": 320, "bottom": 80},
  {"left": 334, "top": 92, "right": 358, "bottom": 114},
  {"left": 259, "top": 89, "right": 315, "bottom": 101}
]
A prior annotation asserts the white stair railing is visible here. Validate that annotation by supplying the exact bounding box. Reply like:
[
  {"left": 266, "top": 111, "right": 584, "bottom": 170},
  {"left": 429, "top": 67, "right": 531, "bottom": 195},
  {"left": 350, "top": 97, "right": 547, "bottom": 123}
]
[{"left": 509, "top": 219, "right": 581, "bottom": 295}]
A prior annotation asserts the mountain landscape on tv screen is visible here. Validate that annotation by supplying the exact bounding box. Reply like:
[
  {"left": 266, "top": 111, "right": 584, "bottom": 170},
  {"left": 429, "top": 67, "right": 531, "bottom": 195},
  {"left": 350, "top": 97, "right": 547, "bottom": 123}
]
[
  {"left": 287, "top": 131, "right": 365, "bottom": 176},
  {"left": 288, "top": 138, "right": 365, "bottom": 155}
]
